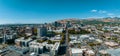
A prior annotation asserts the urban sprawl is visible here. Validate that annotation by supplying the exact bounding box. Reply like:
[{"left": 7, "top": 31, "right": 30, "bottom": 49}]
[{"left": 0, "top": 17, "right": 120, "bottom": 56}]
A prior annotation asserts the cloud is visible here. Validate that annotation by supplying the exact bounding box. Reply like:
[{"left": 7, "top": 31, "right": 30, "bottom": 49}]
[
  {"left": 107, "top": 13, "right": 115, "bottom": 17},
  {"left": 91, "top": 10, "right": 107, "bottom": 14},
  {"left": 91, "top": 9, "right": 97, "bottom": 12},
  {"left": 90, "top": 9, "right": 116, "bottom": 17},
  {"left": 107, "top": 13, "right": 114, "bottom": 16},
  {"left": 117, "top": 15, "right": 120, "bottom": 17},
  {"left": 98, "top": 10, "right": 107, "bottom": 14},
  {"left": 87, "top": 16, "right": 103, "bottom": 18}
]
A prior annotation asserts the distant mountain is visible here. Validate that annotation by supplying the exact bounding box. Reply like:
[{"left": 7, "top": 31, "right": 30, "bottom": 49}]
[
  {"left": 56, "top": 18, "right": 80, "bottom": 24},
  {"left": 103, "top": 17, "right": 120, "bottom": 19},
  {"left": 55, "top": 17, "right": 120, "bottom": 25}
]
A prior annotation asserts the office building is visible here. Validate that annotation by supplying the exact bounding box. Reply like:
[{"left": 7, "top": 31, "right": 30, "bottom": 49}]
[
  {"left": 37, "top": 26, "right": 47, "bottom": 38},
  {"left": 29, "top": 40, "right": 54, "bottom": 54},
  {"left": 54, "top": 21, "right": 61, "bottom": 27},
  {"left": 25, "top": 27, "right": 32, "bottom": 36},
  {"left": 15, "top": 37, "right": 33, "bottom": 47}
]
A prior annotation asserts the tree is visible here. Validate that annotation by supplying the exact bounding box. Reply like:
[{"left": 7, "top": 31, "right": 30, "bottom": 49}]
[
  {"left": 68, "top": 29, "right": 90, "bottom": 34},
  {"left": 60, "top": 34, "right": 65, "bottom": 44},
  {"left": 46, "top": 31, "right": 56, "bottom": 37},
  {"left": 37, "top": 40, "right": 44, "bottom": 43},
  {"left": 47, "top": 40, "right": 52, "bottom": 44},
  {"left": 33, "top": 28, "right": 37, "bottom": 35}
]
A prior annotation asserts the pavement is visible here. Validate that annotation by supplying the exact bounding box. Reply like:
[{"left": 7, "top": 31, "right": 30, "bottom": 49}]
[{"left": 65, "top": 29, "right": 70, "bottom": 56}]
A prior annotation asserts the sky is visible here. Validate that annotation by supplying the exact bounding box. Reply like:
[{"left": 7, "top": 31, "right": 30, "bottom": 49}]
[{"left": 0, "top": 0, "right": 120, "bottom": 24}]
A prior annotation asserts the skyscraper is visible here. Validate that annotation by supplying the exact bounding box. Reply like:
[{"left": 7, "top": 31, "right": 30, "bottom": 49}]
[
  {"left": 37, "top": 26, "right": 47, "bottom": 38},
  {"left": 25, "top": 27, "right": 32, "bottom": 36},
  {"left": 54, "top": 21, "right": 61, "bottom": 27}
]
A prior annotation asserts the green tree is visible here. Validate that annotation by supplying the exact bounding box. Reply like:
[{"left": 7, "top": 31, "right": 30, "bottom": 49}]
[{"left": 47, "top": 40, "right": 52, "bottom": 44}]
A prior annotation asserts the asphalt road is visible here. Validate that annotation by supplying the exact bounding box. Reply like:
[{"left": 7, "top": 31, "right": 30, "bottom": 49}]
[{"left": 65, "top": 29, "right": 70, "bottom": 56}]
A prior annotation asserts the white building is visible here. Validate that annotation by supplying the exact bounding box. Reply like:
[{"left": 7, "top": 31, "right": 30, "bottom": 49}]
[
  {"left": 70, "top": 48, "right": 84, "bottom": 56},
  {"left": 78, "top": 35, "right": 90, "bottom": 42},
  {"left": 105, "top": 41, "right": 119, "bottom": 47},
  {"left": 53, "top": 28, "right": 63, "bottom": 33},
  {"left": 50, "top": 35, "right": 62, "bottom": 41},
  {"left": 3, "top": 34, "right": 15, "bottom": 44},
  {"left": 51, "top": 42, "right": 60, "bottom": 56},
  {"left": 85, "top": 50, "right": 95, "bottom": 56},
  {"left": 70, "top": 35, "right": 78, "bottom": 40},
  {"left": 70, "top": 40, "right": 81, "bottom": 44},
  {"left": 15, "top": 37, "right": 33, "bottom": 47},
  {"left": 99, "top": 50, "right": 110, "bottom": 56},
  {"left": 29, "top": 40, "right": 54, "bottom": 54}
]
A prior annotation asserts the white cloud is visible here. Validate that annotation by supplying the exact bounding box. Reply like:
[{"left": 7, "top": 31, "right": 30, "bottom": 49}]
[
  {"left": 98, "top": 10, "right": 107, "bottom": 14},
  {"left": 107, "top": 13, "right": 115, "bottom": 17},
  {"left": 90, "top": 9, "right": 117, "bottom": 17},
  {"left": 107, "top": 13, "right": 114, "bottom": 16},
  {"left": 91, "top": 9, "right": 97, "bottom": 12},
  {"left": 87, "top": 16, "right": 103, "bottom": 18},
  {"left": 91, "top": 10, "right": 107, "bottom": 14},
  {"left": 117, "top": 15, "right": 120, "bottom": 17}
]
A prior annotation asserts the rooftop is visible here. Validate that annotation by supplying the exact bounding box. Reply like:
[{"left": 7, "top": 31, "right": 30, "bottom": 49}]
[
  {"left": 105, "top": 41, "right": 119, "bottom": 47},
  {"left": 51, "top": 42, "right": 60, "bottom": 50},
  {"left": 71, "top": 48, "right": 84, "bottom": 54}
]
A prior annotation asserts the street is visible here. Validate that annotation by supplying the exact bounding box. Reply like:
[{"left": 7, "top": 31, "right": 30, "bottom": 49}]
[{"left": 65, "top": 28, "right": 70, "bottom": 56}]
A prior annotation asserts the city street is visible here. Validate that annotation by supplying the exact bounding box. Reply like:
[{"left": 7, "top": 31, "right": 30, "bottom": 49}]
[{"left": 65, "top": 28, "right": 70, "bottom": 56}]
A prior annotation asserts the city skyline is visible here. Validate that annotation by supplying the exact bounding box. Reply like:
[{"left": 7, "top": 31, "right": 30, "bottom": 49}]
[{"left": 0, "top": 0, "right": 120, "bottom": 24}]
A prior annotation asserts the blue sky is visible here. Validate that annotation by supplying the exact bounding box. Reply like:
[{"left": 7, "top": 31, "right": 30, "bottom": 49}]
[{"left": 0, "top": 0, "right": 120, "bottom": 24}]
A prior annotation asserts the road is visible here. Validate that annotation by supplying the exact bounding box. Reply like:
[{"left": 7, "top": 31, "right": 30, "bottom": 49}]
[{"left": 65, "top": 28, "right": 70, "bottom": 56}]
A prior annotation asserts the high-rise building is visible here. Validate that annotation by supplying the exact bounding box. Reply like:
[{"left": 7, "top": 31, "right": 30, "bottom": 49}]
[
  {"left": 66, "top": 21, "right": 72, "bottom": 28},
  {"left": 37, "top": 26, "right": 47, "bottom": 38},
  {"left": 54, "top": 21, "right": 61, "bottom": 27},
  {"left": 3, "top": 34, "right": 14, "bottom": 44},
  {"left": 25, "top": 27, "right": 32, "bottom": 36}
]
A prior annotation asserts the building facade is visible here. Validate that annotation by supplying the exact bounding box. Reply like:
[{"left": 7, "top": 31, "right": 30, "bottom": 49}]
[{"left": 37, "top": 26, "right": 47, "bottom": 38}]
